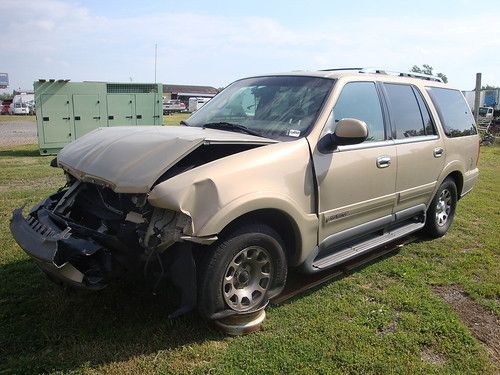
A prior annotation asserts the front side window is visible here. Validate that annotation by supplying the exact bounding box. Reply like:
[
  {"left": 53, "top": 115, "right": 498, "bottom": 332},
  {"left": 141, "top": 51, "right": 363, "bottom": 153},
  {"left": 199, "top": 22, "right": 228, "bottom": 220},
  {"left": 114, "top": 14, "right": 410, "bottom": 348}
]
[
  {"left": 325, "top": 82, "right": 385, "bottom": 142},
  {"left": 384, "top": 83, "right": 427, "bottom": 139},
  {"left": 186, "top": 76, "right": 334, "bottom": 141},
  {"left": 427, "top": 87, "right": 477, "bottom": 137}
]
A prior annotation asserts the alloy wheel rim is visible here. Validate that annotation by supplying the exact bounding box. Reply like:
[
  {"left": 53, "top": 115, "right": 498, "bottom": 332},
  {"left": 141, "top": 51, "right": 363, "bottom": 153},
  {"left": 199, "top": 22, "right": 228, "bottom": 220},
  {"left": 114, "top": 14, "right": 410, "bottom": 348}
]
[
  {"left": 436, "top": 188, "right": 452, "bottom": 227},
  {"left": 223, "top": 246, "right": 273, "bottom": 311}
]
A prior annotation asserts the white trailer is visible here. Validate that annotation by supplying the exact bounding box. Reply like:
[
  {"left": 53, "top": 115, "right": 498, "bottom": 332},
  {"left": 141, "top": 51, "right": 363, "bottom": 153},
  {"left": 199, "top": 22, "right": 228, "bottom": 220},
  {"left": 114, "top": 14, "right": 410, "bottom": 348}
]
[
  {"left": 188, "top": 97, "right": 210, "bottom": 112},
  {"left": 462, "top": 90, "right": 485, "bottom": 112}
]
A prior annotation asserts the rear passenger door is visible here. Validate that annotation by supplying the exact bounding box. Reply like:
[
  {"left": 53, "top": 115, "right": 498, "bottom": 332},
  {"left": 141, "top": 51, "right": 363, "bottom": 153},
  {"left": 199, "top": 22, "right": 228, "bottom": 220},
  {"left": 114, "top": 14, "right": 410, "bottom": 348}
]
[{"left": 382, "top": 83, "right": 445, "bottom": 213}]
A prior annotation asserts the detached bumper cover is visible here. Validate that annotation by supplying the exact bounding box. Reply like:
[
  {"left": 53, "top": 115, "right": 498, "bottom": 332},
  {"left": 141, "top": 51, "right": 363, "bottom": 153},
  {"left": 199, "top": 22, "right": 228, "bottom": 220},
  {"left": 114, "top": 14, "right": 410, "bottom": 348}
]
[{"left": 10, "top": 207, "right": 103, "bottom": 287}]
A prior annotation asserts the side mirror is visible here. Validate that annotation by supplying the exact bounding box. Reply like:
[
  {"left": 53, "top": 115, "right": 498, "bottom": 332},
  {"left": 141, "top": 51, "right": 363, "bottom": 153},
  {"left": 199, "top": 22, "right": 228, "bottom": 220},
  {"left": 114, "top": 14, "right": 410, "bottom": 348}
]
[{"left": 329, "top": 118, "right": 368, "bottom": 146}]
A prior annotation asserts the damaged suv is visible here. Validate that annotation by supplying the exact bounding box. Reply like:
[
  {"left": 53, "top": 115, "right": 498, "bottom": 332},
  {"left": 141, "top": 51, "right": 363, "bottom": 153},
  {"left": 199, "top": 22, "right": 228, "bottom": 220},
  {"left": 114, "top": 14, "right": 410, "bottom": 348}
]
[{"left": 11, "top": 69, "right": 479, "bottom": 319}]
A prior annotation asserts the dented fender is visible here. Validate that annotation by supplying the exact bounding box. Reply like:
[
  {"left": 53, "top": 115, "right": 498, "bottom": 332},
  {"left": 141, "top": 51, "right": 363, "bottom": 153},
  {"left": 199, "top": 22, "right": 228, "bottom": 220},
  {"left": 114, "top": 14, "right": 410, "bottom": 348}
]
[{"left": 147, "top": 139, "right": 319, "bottom": 265}]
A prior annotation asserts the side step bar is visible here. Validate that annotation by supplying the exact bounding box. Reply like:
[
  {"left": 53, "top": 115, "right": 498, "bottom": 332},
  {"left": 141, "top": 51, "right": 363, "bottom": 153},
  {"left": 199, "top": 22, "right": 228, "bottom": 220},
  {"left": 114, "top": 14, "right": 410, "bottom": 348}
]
[
  {"left": 299, "top": 204, "right": 426, "bottom": 274},
  {"left": 312, "top": 221, "right": 424, "bottom": 270}
]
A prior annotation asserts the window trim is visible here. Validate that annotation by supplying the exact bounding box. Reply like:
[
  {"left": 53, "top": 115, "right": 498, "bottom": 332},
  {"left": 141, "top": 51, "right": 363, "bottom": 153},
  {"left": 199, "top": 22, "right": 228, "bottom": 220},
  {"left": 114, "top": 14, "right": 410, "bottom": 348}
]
[
  {"left": 381, "top": 82, "right": 440, "bottom": 141},
  {"left": 334, "top": 134, "right": 439, "bottom": 153},
  {"left": 393, "top": 134, "right": 439, "bottom": 145},
  {"left": 335, "top": 139, "right": 394, "bottom": 153}
]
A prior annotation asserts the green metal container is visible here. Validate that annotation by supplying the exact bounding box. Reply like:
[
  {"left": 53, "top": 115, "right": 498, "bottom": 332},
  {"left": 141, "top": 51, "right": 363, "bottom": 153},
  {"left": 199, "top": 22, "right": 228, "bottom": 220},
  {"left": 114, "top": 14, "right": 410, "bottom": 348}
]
[{"left": 34, "top": 80, "right": 163, "bottom": 155}]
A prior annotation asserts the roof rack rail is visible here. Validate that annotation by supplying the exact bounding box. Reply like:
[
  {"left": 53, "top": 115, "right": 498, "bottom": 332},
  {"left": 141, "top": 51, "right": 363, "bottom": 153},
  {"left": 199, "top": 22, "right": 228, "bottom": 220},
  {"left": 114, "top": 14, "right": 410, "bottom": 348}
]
[
  {"left": 320, "top": 67, "right": 363, "bottom": 72},
  {"left": 395, "top": 71, "right": 443, "bottom": 82},
  {"left": 360, "top": 67, "right": 443, "bottom": 82},
  {"left": 320, "top": 67, "right": 443, "bottom": 83}
]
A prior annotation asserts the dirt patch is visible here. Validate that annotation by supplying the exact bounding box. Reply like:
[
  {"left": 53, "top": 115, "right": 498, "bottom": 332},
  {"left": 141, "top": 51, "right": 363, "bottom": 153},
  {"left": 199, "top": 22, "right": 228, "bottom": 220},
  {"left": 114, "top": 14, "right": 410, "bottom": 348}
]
[
  {"left": 432, "top": 285, "right": 500, "bottom": 365},
  {"left": 0, "top": 120, "right": 37, "bottom": 146},
  {"left": 421, "top": 346, "right": 446, "bottom": 366}
]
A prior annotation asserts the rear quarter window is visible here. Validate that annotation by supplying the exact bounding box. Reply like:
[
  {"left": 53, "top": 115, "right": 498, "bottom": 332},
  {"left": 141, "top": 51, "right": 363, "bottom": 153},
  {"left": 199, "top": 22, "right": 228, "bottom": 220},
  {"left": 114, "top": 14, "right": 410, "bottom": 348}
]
[{"left": 426, "top": 87, "right": 477, "bottom": 137}]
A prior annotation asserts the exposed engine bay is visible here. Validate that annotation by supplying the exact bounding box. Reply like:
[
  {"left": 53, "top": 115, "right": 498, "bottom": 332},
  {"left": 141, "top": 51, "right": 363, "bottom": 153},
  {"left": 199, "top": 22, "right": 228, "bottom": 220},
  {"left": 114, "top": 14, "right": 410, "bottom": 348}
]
[{"left": 10, "top": 177, "right": 200, "bottom": 316}]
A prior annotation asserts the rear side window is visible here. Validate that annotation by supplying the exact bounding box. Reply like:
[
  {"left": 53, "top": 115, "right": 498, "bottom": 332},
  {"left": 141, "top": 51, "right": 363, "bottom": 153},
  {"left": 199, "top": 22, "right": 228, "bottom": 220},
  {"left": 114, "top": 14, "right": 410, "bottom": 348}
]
[
  {"left": 426, "top": 87, "right": 477, "bottom": 137},
  {"left": 384, "top": 83, "right": 428, "bottom": 139},
  {"left": 328, "top": 82, "right": 385, "bottom": 142}
]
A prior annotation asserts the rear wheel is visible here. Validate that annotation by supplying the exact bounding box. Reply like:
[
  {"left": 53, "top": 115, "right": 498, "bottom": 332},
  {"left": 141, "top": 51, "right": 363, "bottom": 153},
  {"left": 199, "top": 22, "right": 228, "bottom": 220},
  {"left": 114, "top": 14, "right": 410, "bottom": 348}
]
[
  {"left": 424, "top": 178, "right": 457, "bottom": 238},
  {"left": 197, "top": 223, "right": 287, "bottom": 319}
]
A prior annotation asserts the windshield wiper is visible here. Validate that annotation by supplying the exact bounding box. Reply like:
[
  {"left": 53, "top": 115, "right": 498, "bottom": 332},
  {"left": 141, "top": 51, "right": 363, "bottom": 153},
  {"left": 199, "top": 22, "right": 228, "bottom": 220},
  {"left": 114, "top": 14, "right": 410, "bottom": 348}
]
[
  {"left": 202, "top": 122, "right": 262, "bottom": 137},
  {"left": 180, "top": 120, "right": 189, "bottom": 126}
]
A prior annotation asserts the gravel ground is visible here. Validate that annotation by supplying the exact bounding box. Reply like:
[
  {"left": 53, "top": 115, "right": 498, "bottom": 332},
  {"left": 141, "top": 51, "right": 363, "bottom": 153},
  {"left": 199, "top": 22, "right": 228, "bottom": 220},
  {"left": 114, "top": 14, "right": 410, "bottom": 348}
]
[{"left": 0, "top": 120, "right": 38, "bottom": 147}]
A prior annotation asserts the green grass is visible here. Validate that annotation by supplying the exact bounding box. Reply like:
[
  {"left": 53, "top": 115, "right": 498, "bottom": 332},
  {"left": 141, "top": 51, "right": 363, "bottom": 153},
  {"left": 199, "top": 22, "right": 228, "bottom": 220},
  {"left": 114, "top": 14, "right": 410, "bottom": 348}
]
[
  {"left": 163, "top": 113, "right": 190, "bottom": 126},
  {"left": 0, "top": 144, "right": 498, "bottom": 374}
]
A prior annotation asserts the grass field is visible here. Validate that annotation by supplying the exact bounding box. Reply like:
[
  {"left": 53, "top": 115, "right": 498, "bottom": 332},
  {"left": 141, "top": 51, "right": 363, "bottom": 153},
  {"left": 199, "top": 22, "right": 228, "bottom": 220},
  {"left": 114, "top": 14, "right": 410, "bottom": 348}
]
[
  {"left": 0, "top": 144, "right": 498, "bottom": 374},
  {"left": 163, "top": 113, "right": 190, "bottom": 126}
]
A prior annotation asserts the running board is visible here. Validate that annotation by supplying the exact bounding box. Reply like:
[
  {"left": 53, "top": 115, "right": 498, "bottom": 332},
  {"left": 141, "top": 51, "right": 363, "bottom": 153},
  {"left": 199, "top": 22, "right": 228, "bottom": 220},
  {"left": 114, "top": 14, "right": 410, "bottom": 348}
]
[{"left": 311, "top": 221, "right": 424, "bottom": 271}]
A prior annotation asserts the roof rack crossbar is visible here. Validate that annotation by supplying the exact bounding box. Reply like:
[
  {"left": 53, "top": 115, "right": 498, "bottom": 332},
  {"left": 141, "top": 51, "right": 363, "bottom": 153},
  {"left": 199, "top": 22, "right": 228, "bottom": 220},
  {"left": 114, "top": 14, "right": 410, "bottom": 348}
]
[{"left": 320, "top": 67, "right": 443, "bottom": 83}]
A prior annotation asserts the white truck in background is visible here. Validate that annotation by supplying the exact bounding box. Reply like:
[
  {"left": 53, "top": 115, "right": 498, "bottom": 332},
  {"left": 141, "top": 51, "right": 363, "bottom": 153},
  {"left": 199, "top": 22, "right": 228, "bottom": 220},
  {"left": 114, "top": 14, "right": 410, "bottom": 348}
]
[
  {"left": 188, "top": 97, "right": 211, "bottom": 112},
  {"left": 9, "top": 92, "right": 35, "bottom": 115}
]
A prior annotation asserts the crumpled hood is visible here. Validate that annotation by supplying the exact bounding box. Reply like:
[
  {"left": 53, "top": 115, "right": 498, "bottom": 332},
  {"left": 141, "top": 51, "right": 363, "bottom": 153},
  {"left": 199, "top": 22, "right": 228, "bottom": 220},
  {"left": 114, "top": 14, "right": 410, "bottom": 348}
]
[{"left": 57, "top": 126, "right": 275, "bottom": 193}]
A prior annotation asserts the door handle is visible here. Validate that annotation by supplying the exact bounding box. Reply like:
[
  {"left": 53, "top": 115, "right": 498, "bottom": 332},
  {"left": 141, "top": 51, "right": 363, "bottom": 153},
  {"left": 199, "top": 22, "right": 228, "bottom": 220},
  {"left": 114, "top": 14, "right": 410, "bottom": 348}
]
[
  {"left": 62, "top": 117, "right": 70, "bottom": 120},
  {"left": 433, "top": 147, "right": 444, "bottom": 158},
  {"left": 93, "top": 116, "right": 100, "bottom": 120},
  {"left": 376, "top": 156, "right": 391, "bottom": 168},
  {"left": 125, "top": 116, "right": 133, "bottom": 119}
]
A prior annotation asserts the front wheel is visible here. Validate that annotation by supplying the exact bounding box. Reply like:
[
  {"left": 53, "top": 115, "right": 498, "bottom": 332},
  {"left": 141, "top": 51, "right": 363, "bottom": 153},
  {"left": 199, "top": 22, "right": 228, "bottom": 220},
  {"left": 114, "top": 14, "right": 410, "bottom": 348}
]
[
  {"left": 424, "top": 178, "right": 457, "bottom": 238},
  {"left": 197, "top": 223, "right": 287, "bottom": 319}
]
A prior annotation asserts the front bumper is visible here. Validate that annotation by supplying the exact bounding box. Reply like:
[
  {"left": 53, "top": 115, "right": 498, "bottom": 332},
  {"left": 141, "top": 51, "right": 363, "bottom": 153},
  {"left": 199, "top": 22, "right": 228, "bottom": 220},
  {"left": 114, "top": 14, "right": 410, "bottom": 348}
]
[{"left": 10, "top": 207, "right": 105, "bottom": 289}]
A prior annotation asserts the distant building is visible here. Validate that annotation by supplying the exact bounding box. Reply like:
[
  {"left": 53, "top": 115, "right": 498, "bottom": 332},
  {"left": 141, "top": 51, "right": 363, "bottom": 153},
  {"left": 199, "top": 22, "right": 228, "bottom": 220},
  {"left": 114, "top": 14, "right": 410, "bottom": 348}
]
[
  {"left": 163, "top": 84, "right": 219, "bottom": 103},
  {"left": 13, "top": 90, "right": 34, "bottom": 96}
]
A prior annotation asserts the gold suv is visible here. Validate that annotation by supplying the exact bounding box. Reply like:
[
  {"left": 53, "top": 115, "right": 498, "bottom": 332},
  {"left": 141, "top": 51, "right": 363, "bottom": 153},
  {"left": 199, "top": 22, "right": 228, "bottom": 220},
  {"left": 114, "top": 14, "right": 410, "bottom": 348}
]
[{"left": 10, "top": 68, "right": 480, "bottom": 319}]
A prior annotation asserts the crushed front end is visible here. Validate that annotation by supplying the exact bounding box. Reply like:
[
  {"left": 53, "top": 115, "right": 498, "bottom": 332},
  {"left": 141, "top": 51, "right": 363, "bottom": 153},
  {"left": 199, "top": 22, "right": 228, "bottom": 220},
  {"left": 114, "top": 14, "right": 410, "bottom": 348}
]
[{"left": 10, "top": 177, "right": 194, "bottom": 298}]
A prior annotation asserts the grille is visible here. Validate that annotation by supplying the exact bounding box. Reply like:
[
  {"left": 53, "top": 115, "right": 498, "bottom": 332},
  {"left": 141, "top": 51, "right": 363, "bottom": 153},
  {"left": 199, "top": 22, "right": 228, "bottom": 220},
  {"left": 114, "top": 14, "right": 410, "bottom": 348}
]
[
  {"left": 27, "top": 215, "right": 57, "bottom": 237},
  {"left": 106, "top": 84, "right": 158, "bottom": 94}
]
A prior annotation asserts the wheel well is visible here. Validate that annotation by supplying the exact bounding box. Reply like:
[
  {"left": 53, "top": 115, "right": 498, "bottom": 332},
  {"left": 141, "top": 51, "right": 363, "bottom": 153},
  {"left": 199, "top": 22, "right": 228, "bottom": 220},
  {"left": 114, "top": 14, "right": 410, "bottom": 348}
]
[
  {"left": 446, "top": 171, "right": 464, "bottom": 198},
  {"left": 219, "top": 209, "right": 301, "bottom": 265}
]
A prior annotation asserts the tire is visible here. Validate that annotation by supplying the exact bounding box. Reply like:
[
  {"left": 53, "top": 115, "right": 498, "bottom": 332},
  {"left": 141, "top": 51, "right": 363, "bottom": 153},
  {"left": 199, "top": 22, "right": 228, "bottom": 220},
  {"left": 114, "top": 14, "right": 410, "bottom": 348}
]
[
  {"left": 424, "top": 178, "right": 457, "bottom": 238},
  {"left": 197, "top": 223, "right": 287, "bottom": 319}
]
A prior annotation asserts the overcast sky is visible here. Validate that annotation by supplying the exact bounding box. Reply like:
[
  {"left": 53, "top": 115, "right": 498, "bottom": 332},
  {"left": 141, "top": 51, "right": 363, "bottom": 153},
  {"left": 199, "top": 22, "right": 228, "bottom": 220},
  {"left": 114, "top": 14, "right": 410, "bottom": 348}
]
[{"left": 1, "top": 0, "right": 499, "bottom": 93}]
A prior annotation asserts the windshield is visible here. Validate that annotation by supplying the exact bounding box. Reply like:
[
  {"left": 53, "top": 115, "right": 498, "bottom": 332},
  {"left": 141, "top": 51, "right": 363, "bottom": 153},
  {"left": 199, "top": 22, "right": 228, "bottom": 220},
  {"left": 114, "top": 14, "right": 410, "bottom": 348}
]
[
  {"left": 186, "top": 76, "right": 334, "bottom": 140},
  {"left": 478, "top": 107, "right": 489, "bottom": 116}
]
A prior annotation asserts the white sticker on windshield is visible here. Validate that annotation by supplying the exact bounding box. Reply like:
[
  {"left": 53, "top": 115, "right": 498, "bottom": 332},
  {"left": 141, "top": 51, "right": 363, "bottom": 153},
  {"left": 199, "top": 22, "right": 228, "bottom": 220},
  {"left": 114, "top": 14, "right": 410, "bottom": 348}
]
[{"left": 287, "top": 129, "right": 301, "bottom": 137}]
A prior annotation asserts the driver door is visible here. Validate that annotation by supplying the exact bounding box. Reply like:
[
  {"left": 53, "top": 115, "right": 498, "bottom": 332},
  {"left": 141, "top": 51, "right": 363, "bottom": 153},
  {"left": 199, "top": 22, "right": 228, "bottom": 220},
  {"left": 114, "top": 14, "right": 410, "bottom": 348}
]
[{"left": 312, "top": 81, "right": 397, "bottom": 244}]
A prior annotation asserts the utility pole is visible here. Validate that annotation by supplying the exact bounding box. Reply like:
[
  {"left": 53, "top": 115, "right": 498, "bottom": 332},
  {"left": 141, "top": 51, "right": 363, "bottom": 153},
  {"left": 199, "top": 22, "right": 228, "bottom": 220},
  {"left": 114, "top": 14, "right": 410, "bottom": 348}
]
[
  {"left": 154, "top": 43, "right": 158, "bottom": 84},
  {"left": 474, "top": 73, "right": 481, "bottom": 123}
]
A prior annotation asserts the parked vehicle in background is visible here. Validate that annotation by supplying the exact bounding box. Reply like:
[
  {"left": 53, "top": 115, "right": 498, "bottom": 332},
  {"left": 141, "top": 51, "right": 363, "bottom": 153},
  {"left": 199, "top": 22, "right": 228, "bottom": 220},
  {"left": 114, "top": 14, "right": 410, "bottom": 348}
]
[
  {"left": 27, "top": 100, "right": 35, "bottom": 115},
  {"left": 10, "top": 68, "right": 479, "bottom": 323},
  {"left": 163, "top": 99, "right": 186, "bottom": 115},
  {"left": 10, "top": 93, "right": 35, "bottom": 115},
  {"left": 478, "top": 107, "right": 494, "bottom": 124},
  {"left": 188, "top": 97, "right": 211, "bottom": 112},
  {"left": 10, "top": 101, "right": 30, "bottom": 115},
  {"left": 1, "top": 100, "right": 12, "bottom": 115}
]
